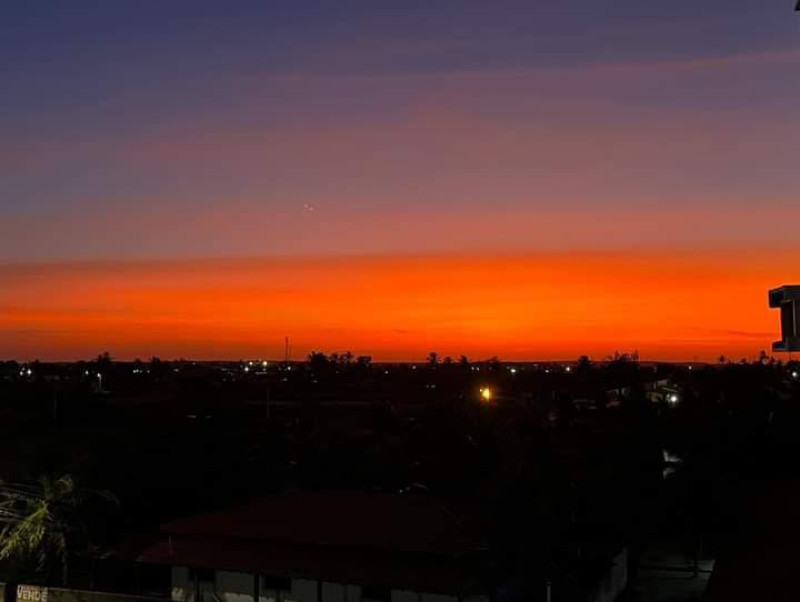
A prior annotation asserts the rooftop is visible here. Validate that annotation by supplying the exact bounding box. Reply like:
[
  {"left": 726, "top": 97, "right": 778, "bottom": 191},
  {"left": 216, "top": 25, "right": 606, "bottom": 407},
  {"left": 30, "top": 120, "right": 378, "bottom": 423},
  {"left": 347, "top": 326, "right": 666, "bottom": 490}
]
[
  {"left": 136, "top": 493, "right": 495, "bottom": 593},
  {"left": 159, "top": 492, "right": 488, "bottom": 554}
]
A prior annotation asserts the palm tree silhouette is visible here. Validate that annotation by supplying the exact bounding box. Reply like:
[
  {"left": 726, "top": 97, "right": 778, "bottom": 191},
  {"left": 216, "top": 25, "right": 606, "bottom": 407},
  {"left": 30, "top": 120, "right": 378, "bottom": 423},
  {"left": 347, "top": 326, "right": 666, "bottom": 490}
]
[{"left": 0, "top": 474, "right": 116, "bottom": 584}]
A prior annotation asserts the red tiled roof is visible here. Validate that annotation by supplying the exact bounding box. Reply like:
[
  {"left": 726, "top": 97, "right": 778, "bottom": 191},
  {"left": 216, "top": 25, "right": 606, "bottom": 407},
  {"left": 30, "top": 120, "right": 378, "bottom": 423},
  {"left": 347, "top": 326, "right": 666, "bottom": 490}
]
[{"left": 159, "top": 493, "right": 488, "bottom": 554}]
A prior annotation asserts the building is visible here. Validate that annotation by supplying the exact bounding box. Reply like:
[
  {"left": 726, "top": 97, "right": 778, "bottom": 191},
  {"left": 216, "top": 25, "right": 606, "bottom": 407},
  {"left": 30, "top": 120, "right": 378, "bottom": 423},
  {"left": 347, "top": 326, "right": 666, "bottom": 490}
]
[
  {"left": 137, "top": 493, "right": 498, "bottom": 602},
  {"left": 769, "top": 286, "right": 800, "bottom": 352}
]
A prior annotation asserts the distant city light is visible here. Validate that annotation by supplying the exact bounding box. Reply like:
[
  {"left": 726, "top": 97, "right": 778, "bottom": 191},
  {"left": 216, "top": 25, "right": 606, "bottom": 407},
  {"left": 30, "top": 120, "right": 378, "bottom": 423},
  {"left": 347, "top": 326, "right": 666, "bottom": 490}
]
[
  {"left": 669, "top": 394, "right": 679, "bottom": 404},
  {"left": 244, "top": 366, "right": 250, "bottom": 372},
  {"left": 793, "top": 371, "right": 799, "bottom": 379},
  {"left": 509, "top": 368, "right": 517, "bottom": 374},
  {"left": 480, "top": 387, "right": 492, "bottom": 403},
  {"left": 26, "top": 368, "right": 32, "bottom": 376},
  {"left": 565, "top": 366, "right": 572, "bottom": 373},
  {"left": 262, "top": 361, "right": 268, "bottom": 368}
]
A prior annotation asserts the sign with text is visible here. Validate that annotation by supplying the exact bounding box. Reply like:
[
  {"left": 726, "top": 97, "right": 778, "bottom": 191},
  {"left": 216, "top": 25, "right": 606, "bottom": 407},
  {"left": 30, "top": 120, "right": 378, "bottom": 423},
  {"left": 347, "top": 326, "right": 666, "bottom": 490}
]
[{"left": 16, "top": 585, "right": 48, "bottom": 602}]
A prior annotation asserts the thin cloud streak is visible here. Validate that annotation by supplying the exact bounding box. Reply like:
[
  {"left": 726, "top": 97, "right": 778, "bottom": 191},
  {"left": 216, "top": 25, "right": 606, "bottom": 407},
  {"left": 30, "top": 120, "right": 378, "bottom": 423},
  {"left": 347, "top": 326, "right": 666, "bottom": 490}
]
[{"left": 3, "top": 202, "right": 800, "bottom": 261}]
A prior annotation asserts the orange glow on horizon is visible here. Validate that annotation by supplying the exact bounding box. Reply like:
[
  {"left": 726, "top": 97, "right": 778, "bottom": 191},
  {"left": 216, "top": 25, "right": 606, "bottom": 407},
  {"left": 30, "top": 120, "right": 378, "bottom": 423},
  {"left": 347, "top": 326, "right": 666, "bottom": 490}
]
[{"left": 0, "top": 251, "right": 794, "bottom": 362}]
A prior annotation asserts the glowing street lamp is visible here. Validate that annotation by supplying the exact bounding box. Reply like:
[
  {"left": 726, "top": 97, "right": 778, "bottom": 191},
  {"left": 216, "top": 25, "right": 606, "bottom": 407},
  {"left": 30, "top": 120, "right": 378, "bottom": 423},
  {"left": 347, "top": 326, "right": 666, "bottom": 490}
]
[{"left": 480, "top": 387, "right": 492, "bottom": 403}]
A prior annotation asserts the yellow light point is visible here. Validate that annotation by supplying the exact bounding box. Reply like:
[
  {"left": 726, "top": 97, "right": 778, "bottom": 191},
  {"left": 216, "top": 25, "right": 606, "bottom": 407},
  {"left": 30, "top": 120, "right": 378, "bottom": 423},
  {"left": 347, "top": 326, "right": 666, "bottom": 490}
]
[{"left": 480, "top": 387, "right": 492, "bottom": 403}]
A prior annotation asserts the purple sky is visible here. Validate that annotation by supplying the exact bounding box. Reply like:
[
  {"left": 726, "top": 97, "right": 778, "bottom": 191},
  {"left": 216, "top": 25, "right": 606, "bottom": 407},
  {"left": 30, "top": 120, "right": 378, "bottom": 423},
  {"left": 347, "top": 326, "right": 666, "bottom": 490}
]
[{"left": 2, "top": 1, "right": 799, "bottom": 260}]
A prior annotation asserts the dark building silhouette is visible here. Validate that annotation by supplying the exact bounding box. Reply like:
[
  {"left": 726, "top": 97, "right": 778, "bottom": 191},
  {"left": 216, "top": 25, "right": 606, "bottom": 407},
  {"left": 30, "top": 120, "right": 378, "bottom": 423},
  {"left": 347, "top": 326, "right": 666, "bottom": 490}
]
[{"left": 137, "top": 493, "right": 499, "bottom": 602}]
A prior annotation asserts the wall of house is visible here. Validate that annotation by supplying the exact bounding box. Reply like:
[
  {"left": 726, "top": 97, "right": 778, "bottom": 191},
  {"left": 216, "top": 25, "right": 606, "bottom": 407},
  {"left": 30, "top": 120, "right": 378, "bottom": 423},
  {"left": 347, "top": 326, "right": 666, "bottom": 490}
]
[
  {"left": 169, "top": 568, "right": 483, "bottom": 602},
  {"left": 171, "top": 567, "right": 192, "bottom": 602},
  {"left": 321, "top": 582, "right": 345, "bottom": 602},
  {"left": 217, "top": 571, "right": 255, "bottom": 602},
  {"left": 391, "top": 591, "right": 418, "bottom": 602},
  {"left": 291, "top": 579, "right": 317, "bottom": 602},
  {"left": 420, "top": 594, "right": 457, "bottom": 602},
  {"left": 590, "top": 548, "right": 628, "bottom": 602}
]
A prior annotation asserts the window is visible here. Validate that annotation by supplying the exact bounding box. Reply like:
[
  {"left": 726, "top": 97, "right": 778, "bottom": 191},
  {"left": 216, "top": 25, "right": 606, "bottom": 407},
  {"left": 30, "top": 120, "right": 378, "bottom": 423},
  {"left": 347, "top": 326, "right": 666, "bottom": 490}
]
[
  {"left": 261, "top": 575, "right": 291, "bottom": 591},
  {"left": 362, "top": 586, "right": 391, "bottom": 602},
  {"left": 260, "top": 575, "right": 292, "bottom": 602},
  {"left": 188, "top": 568, "right": 215, "bottom": 584}
]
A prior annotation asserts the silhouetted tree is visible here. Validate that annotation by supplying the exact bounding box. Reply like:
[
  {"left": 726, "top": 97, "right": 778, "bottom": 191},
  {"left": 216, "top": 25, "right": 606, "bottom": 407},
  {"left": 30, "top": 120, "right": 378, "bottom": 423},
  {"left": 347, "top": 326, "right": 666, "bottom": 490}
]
[
  {"left": 0, "top": 475, "right": 116, "bottom": 584},
  {"left": 93, "top": 352, "right": 113, "bottom": 371},
  {"left": 427, "top": 352, "right": 439, "bottom": 366},
  {"left": 308, "top": 351, "right": 329, "bottom": 370}
]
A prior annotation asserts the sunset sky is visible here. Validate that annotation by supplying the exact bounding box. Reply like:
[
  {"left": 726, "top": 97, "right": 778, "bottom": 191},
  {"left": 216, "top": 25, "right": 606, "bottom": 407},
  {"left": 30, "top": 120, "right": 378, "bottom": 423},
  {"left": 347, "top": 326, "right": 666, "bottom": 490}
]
[{"left": 2, "top": 1, "right": 799, "bottom": 361}]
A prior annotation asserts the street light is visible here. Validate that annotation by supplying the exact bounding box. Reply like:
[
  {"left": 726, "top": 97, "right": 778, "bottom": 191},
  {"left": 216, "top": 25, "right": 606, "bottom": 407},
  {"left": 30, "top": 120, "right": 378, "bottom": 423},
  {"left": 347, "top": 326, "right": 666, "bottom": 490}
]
[{"left": 480, "top": 387, "right": 492, "bottom": 403}]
